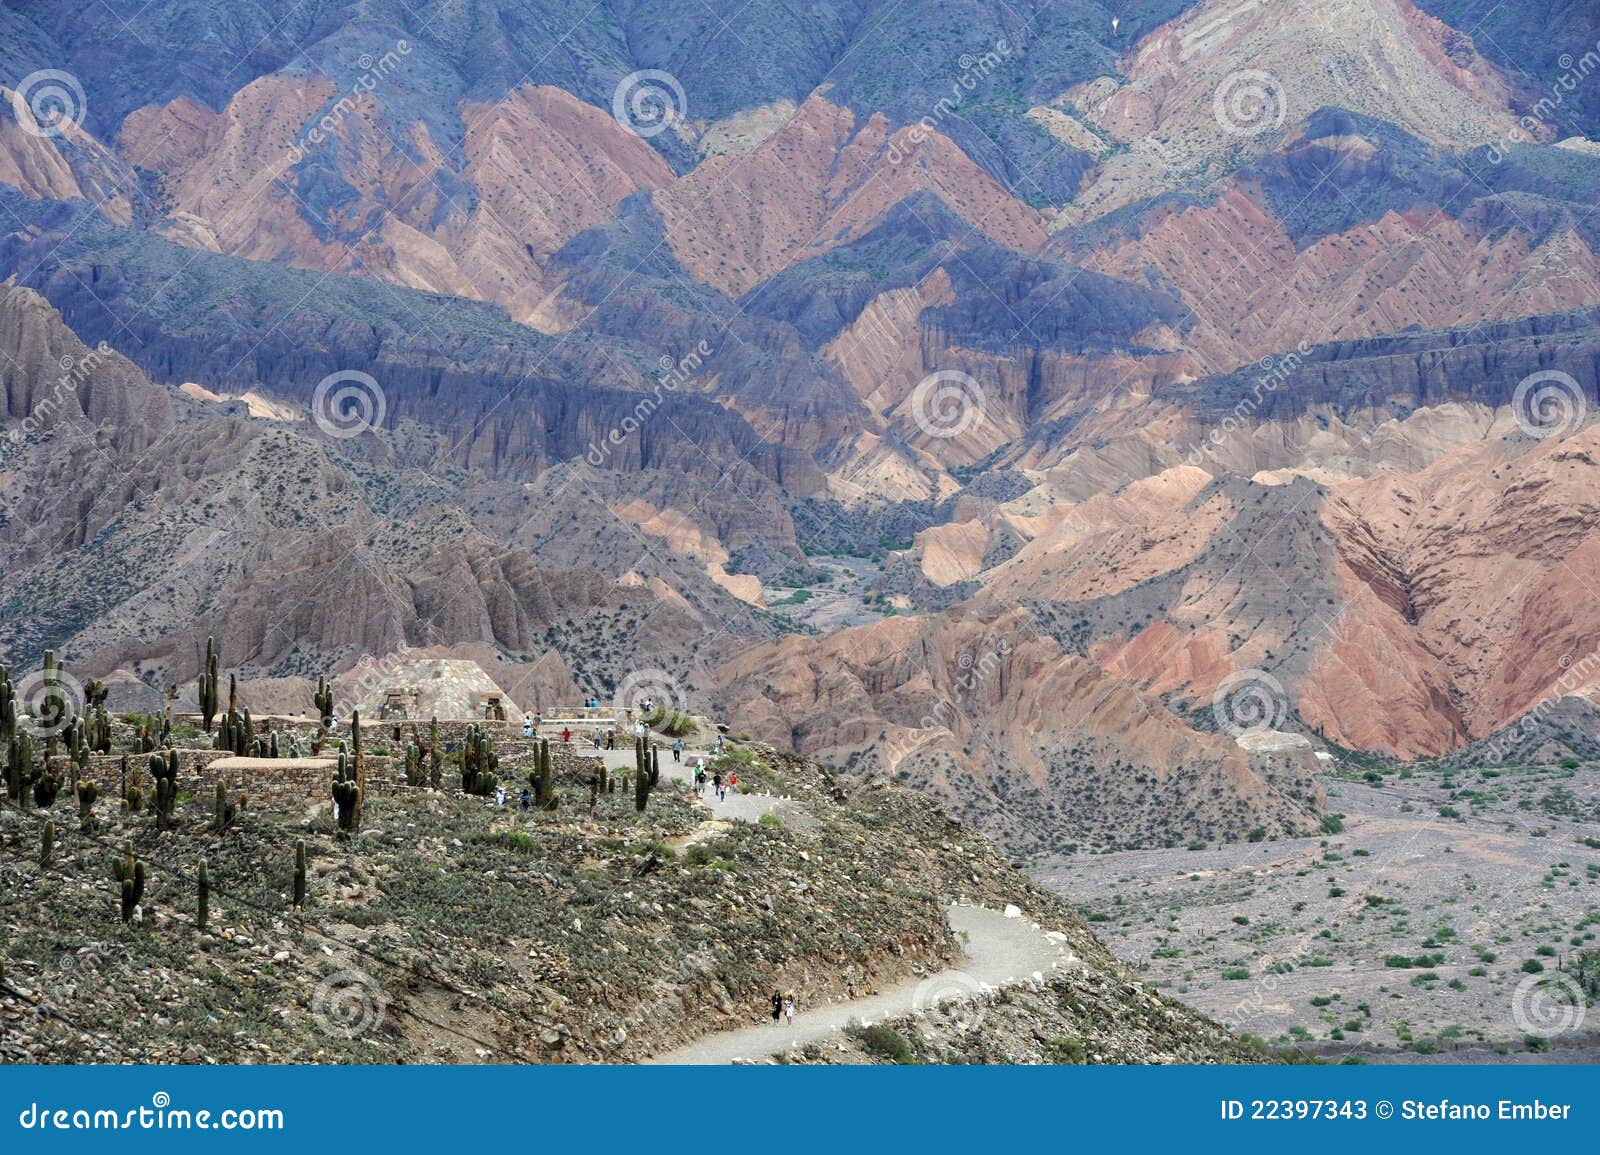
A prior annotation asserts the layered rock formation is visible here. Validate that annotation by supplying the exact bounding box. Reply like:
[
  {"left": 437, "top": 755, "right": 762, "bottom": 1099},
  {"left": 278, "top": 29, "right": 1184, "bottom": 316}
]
[{"left": 707, "top": 605, "right": 1324, "bottom": 853}]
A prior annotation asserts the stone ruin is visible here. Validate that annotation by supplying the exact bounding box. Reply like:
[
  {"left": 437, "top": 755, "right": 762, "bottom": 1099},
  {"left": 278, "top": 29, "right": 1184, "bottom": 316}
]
[{"left": 353, "top": 658, "right": 518, "bottom": 722}]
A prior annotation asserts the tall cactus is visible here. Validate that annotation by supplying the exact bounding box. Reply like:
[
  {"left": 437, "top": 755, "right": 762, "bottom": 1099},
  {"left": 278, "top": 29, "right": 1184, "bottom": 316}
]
[
  {"left": 531, "top": 732, "right": 556, "bottom": 806},
  {"left": 40, "top": 819, "right": 54, "bottom": 865},
  {"left": 197, "top": 858, "right": 210, "bottom": 931},
  {"left": 293, "top": 840, "right": 307, "bottom": 909},
  {"left": 314, "top": 676, "right": 334, "bottom": 729},
  {"left": 5, "top": 731, "right": 35, "bottom": 807},
  {"left": 634, "top": 737, "right": 652, "bottom": 812},
  {"left": 428, "top": 716, "right": 441, "bottom": 789},
  {"left": 331, "top": 746, "right": 359, "bottom": 833},
  {"left": 112, "top": 842, "right": 146, "bottom": 922},
  {"left": 198, "top": 636, "right": 219, "bottom": 732},
  {"left": 350, "top": 709, "right": 367, "bottom": 826},
  {"left": 41, "top": 650, "right": 65, "bottom": 758},
  {"left": 0, "top": 662, "right": 15, "bottom": 752}
]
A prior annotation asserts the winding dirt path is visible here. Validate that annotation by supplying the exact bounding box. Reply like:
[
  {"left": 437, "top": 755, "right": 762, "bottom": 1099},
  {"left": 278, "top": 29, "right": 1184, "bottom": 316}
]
[
  {"left": 652, "top": 904, "right": 1076, "bottom": 1064},
  {"left": 584, "top": 735, "right": 1075, "bottom": 1063}
]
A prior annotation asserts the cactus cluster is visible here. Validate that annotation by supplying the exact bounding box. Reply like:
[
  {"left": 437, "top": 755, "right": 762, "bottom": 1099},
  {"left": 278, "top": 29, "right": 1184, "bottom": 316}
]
[
  {"left": 32, "top": 762, "right": 62, "bottom": 809},
  {"left": 76, "top": 779, "right": 98, "bottom": 829},
  {"left": 5, "top": 730, "right": 35, "bottom": 808},
  {"left": 634, "top": 737, "right": 658, "bottom": 813},
  {"left": 460, "top": 723, "right": 499, "bottom": 796},
  {"left": 133, "top": 712, "right": 168, "bottom": 753},
  {"left": 150, "top": 749, "right": 178, "bottom": 831},
  {"left": 214, "top": 706, "right": 254, "bottom": 756},
  {"left": 112, "top": 842, "right": 146, "bottom": 923},
  {"left": 331, "top": 744, "right": 360, "bottom": 833}
]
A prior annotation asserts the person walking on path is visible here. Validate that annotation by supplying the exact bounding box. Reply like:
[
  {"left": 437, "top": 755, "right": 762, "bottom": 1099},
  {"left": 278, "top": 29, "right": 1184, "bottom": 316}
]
[
  {"left": 495, "top": 784, "right": 506, "bottom": 808},
  {"left": 728, "top": 771, "right": 738, "bottom": 794},
  {"left": 694, "top": 765, "right": 705, "bottom": 795},
  {"left": 784, "top": 995, "right": 795, "bottom": 1026},
  {"left": 672, "top": 739, "right": 683, "bottom": 763},
  {"left": 770, "top": 992, "right": 782, "bottom": 1026},
  {"left": 713, "top": 771, "right": 724, "bottom": 801},
  {"left": 561, "top": 727, "right": 571, "bottom": 744},
  {"left": 522, "top": 716, "right": 533, "bottom": 739}
]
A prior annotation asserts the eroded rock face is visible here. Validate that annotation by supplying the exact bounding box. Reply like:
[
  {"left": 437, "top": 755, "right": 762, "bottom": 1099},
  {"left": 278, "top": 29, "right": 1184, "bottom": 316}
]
[
  {"left": 0, "top": 284, "right": 671, "bottom": 693},
  {"left": 707, "top": 604, "right": 1324, "bottom": 853}
]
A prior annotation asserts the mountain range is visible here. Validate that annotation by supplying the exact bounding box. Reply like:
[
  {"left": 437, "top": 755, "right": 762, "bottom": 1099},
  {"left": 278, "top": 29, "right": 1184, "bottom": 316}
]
[{"left": 3, "top": 0, "right": 1599, "bottom": 854}]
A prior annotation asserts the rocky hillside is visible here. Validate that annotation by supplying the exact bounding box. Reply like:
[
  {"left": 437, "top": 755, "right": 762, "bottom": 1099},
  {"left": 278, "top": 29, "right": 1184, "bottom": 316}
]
[
  {"left": 707, "top": 604, "right": 1325, "bottom": 853},
  {"left": 0, "top": 727, "right": 1252, "bottom": 1065},
  {"left": 0, "top": 285, "right": 764, "bottom": 698}
]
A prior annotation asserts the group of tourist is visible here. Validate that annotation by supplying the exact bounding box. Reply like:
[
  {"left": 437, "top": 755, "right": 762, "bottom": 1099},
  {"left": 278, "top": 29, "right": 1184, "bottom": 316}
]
[{"left": 692, "top": 763, "right": 737, "bottom": 801}]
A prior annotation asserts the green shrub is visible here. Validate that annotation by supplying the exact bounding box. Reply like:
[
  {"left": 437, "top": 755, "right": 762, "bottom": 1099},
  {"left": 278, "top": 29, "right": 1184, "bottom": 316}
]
[
  {"left": 1045, "top": 1035, "right": 1087, "bottom": 1064},
  {"left": 853, "top": 1024, "right": 914, "bottom": 1064}
]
